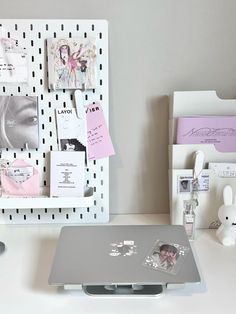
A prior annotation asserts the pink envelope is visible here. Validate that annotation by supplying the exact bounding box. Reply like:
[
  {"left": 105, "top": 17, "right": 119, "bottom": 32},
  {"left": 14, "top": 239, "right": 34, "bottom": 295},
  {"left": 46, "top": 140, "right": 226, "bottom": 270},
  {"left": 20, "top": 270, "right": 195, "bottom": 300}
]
[{"left": 1, "top": 159, "right": 40, "bottom": 197}]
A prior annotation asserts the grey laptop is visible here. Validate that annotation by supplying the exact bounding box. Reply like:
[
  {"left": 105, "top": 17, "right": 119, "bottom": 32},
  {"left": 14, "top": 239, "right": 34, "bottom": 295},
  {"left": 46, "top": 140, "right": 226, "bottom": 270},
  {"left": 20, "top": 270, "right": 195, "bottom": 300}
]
[{"left": 49, "top": 225, "right": 200, "bottom": 295}]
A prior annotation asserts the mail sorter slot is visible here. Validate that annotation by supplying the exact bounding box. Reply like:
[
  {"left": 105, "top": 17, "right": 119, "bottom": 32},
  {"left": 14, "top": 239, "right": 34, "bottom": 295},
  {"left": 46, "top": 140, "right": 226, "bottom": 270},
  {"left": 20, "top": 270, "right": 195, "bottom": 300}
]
[
  {"left": 171, "top": 90, "right": 236, "bottom": 118},
  {"left": 169, "top": 169, "right": 236, "bottom": 229},
  {"left": 0, "top": 187, "right": 94, "bottom": 209},
  {"left": 169, "top": 90, "right": 236, "bottom": 145},
  {"left": 168, "top": 118, "right": 177, "bottom": 145},
  {"left": 169, "top": 144, "right": 236, "bottom": 170}
]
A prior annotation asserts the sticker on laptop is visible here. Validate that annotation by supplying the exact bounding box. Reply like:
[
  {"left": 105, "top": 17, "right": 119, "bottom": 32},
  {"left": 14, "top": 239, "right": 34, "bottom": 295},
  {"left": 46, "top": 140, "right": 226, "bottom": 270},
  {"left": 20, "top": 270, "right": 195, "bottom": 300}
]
[
  {"left": 143, "top": 240, "right": 190, "bottom": 275},
  {"left": 109, "top": 241, "right": 137, "bottom": 257}
]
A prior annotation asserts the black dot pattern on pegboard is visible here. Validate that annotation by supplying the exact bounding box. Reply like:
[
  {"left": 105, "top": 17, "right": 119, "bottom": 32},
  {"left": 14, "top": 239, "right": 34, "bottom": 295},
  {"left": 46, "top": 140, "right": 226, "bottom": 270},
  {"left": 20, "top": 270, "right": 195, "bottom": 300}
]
[{"left": 0, "top": 20, "right": 109, "bottom": 224}]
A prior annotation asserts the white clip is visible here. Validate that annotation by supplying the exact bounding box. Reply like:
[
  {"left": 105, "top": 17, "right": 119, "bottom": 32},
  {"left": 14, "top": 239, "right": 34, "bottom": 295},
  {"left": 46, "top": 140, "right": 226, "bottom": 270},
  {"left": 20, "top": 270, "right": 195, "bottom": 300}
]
[
  {"left": 193, "top": 150, "right": 204, "bottom": 181},
  {"left": 49, "top": 83, "right": 56, "bottom": 91},
  {"left": 192, "top": 151, "right": 204, "bottom": 206},
  {"left": 74, "top": 90, "right": 84, "bottom": 119}
]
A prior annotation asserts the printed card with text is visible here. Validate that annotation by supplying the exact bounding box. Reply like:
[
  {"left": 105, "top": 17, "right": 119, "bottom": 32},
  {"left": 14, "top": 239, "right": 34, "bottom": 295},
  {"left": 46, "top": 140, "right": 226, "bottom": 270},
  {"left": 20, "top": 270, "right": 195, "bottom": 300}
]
[
  {"left": 55, "top": 107, "right": 87, "bottom": 164},
  {"left": 86, "top": 102, "right": 115, "bottom": 160},
  {"left": 0, "top": 37, "right": 28, "bottom": 83}
]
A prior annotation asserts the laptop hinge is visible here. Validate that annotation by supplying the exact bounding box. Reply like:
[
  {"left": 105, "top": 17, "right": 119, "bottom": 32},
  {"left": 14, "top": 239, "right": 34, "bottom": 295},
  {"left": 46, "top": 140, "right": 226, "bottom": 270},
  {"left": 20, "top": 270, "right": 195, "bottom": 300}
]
[{"left": 64, "top": 284, "right": 83, "bottom": 290}]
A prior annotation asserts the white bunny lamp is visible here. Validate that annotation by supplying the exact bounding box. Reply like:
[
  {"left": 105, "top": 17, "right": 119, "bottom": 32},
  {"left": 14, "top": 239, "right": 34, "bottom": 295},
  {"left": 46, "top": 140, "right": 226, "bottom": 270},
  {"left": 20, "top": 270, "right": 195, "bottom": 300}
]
[{"left": 216, "top": 185, "right": 236, "bottom": 246}]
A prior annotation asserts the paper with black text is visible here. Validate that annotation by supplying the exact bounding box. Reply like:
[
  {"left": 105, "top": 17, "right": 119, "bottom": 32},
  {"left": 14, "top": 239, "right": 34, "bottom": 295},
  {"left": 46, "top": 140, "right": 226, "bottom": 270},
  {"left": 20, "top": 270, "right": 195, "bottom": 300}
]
[{"left": 50, "top": 151, "right": 85, "bottom": 197}]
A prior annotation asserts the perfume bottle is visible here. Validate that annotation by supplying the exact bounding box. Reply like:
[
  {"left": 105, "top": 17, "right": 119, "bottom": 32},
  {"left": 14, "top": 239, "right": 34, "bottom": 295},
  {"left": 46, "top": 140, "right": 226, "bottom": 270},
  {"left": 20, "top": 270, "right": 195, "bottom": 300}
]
[{"left": 183, "top": 200, "right": 196, "bottom": 240}]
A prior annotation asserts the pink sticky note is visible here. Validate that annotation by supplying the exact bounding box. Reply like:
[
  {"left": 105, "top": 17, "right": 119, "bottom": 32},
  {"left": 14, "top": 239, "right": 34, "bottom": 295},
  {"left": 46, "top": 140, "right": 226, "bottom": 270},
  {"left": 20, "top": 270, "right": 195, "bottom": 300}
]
[{"left": 86, "top": 102, "right": 115, "bottom": 160}]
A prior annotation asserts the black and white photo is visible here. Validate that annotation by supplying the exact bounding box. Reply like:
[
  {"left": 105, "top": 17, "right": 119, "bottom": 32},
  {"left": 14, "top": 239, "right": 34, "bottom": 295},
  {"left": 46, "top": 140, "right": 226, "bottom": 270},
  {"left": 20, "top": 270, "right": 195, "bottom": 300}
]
[
  {"left": 179, "top": 179, "right": 191, "bottom": 193},
  {"left": 0, "top": 96, "right": 38, "bottom": 149}
]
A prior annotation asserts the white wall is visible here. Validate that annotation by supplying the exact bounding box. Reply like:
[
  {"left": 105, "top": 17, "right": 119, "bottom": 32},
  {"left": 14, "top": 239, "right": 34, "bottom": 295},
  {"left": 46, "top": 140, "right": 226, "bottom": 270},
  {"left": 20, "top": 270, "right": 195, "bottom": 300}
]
[{"left": 1, "top": 0, "right": 236, "bottom": 214}]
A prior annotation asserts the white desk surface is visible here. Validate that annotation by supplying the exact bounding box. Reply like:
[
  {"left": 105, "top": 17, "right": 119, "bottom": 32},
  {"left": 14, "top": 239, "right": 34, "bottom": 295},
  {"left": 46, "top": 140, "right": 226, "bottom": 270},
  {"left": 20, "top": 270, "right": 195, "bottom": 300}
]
[{"left": 0, "top": 214, "right": 235, "bottom": 314}]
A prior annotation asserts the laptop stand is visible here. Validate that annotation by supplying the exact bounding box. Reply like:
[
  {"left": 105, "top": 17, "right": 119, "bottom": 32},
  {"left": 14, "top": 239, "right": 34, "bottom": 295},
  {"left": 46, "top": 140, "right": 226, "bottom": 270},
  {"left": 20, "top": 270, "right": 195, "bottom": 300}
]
[
  {"left": 49, "top": 225, "right": 201, "bottom": 296},
  {"left": 83, "top": 284, "right": 163, "bottom": 296}
]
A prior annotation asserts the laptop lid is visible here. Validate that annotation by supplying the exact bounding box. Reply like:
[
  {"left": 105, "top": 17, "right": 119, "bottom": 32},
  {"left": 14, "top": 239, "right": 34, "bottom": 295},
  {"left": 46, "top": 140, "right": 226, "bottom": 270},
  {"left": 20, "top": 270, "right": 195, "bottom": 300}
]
[{"left": 49, "top": 225, "right": 200, "bottom": 287}]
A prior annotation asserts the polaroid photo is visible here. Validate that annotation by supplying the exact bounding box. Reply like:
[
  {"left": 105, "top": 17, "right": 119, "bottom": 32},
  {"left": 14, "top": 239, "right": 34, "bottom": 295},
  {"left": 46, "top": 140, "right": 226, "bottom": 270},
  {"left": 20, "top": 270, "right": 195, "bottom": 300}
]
[{"left": 143, "top": 240, "right": 190, "bottom": 275}]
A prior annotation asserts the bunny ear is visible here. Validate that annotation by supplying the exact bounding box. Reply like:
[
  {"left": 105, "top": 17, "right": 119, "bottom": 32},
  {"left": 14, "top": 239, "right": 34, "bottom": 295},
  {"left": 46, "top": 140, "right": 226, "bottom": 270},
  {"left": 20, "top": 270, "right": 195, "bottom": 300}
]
[{"left": 223, "top": 185, "right": 233, "bottom": 206}]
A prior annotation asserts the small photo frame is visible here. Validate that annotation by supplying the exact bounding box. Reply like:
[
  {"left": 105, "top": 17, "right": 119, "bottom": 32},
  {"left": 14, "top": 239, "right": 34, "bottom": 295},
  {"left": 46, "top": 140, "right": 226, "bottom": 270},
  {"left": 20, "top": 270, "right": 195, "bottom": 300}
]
[{"left": 143, "top": 240, "right": 190, "bottom": 275}]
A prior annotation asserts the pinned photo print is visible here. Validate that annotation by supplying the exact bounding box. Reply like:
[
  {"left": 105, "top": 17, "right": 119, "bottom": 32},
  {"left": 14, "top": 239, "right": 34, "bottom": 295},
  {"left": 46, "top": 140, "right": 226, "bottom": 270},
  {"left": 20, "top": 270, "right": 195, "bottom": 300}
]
[
  {"left": 143, "top": 240, "right": 190, "bottom": 275},
  {"left": 0, "top": 96, "right": 38, "bottom": 149}
]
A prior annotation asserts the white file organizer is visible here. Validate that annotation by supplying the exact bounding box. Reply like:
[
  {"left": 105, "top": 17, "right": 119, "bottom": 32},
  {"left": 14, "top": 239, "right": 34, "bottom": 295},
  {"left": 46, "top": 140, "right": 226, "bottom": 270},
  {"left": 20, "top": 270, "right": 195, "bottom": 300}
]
[
  {"left": 0, "top": 19, "right": 109, "bottom": 224},
  {"left": 169, "top": 91, "right": 236, "bottom": 228}
]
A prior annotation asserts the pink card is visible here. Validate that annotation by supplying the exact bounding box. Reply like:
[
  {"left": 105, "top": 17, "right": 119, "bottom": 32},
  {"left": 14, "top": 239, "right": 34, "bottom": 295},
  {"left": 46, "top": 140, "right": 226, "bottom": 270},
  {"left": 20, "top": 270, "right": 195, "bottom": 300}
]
[
  {"left": 86, "top": 102, "right": 115, "bottom": 160},
  {"left": 176, "top": 116, "right": 236, "bottom": 152}
]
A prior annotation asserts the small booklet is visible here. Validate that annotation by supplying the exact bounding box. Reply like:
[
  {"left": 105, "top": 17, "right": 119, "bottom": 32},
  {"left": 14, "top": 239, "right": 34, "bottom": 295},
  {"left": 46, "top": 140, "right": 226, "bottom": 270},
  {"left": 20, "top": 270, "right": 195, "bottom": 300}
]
[
  {"left": 0, "top": 95, "right": 39, "bottom": 149},
  {"left": 47, "top": 37, "right": 97, "bottom": 90},
  {"left": 55, "top": 107, "right": 87, "bottom": 164},
  {"left": 50, "top": 151, "right": 85, "bottom": 197}
]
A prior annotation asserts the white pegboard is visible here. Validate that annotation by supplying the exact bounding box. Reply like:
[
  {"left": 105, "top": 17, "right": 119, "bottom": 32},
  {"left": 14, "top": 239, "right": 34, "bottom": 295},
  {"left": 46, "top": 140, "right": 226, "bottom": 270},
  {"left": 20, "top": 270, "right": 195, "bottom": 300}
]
[{"left": 0, "top": 19, "right": 109, "bottom": 224}]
